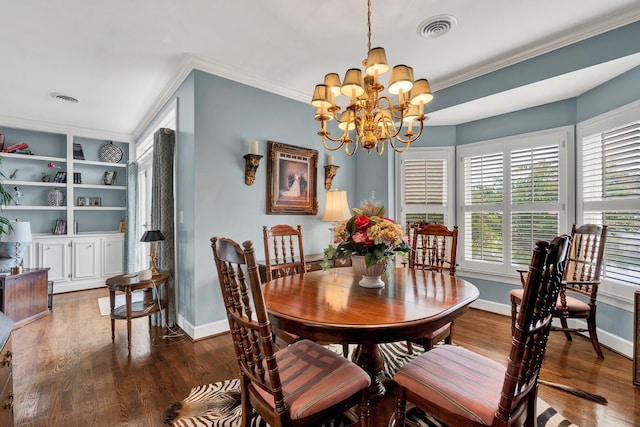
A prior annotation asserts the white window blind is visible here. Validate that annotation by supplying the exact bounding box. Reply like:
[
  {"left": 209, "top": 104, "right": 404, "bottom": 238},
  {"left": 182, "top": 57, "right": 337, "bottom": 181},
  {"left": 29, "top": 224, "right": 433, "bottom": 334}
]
[
  {"left": 463, "top": 152, "right": 504, "bottom": 263},
  {"left": 510, "top": 145, "right": 560, "bottom": 265},
  {"left": 581, "top": 120, "right": 640, "bottom": 285},
  {"left": 397, "top": 148, "right": 454, "bottom": 230},
  {"left": 458, "top": 128, "right": 569, "bottom": 274}
]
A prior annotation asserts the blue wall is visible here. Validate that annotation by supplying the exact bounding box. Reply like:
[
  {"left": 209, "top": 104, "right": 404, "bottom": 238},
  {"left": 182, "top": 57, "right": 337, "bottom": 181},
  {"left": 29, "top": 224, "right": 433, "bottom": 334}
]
[{"left": 153, "top": 21, "right": 640, "bottom": 344}]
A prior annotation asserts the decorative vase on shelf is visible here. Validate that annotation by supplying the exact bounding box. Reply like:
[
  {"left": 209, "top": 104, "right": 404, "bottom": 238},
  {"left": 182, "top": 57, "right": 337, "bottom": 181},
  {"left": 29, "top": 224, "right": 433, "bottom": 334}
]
[
  {"left": 351, "top": 255, "right": 387, "bottom": 288},
  {"left": 47, "top": 188, "right": 65, "bottom": 206}
]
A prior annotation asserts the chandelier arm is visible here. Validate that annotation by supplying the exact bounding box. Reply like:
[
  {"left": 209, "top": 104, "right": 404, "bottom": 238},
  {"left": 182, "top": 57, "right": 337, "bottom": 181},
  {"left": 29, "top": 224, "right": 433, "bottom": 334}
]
[
  {"left": 389, "top": 120, "right": 425, "bottom": 147},
  {"left": 345, "top": 140, "right": 358, "bottom": 156}
]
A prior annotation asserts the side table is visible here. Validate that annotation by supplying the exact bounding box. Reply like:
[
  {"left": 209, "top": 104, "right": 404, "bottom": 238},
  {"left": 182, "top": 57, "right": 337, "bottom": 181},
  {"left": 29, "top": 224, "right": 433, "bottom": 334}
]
[{"left": 105, "top": 271, "right": 171, "bottom": 352}]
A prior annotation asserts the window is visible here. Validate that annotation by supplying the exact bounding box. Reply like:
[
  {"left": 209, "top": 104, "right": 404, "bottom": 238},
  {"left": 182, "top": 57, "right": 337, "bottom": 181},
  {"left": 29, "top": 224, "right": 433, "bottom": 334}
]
[
  {"left": 396, "top": 147, "right": 455, "bottom": 232},
  {"left": 578, "top": 102, "right": 640, "bottom": 286},
  {"left": 457, "top": 128, "right": 571, "bottom": 275}
]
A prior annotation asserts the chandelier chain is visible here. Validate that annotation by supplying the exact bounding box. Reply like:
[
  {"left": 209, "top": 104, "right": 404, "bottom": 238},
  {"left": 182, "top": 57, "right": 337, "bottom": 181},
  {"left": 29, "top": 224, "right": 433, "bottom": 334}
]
[{"left": 366, "top": 0, "right": 372, "bottom": 52}]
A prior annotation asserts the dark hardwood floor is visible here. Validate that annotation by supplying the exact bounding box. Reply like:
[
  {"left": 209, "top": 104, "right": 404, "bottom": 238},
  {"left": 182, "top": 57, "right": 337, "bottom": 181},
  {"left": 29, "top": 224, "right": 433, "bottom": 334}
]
[{"left": 11, "top": 287, "right": 640, "bottom": 426}]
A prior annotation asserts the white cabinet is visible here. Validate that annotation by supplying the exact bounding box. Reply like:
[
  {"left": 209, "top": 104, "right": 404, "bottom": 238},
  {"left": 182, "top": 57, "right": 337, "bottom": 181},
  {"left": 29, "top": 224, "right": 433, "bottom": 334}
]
[
  {"left": 101, "top": 235, "right": 124, "bottom": 277},
  {"left": 71, "top": 237, "right": 99, "bottom": 280},
  {"left": 40, "top": 239, "right": 70, "bottom": 283},
  {"left": 33, "top": 233, "right": 124, "bottom": 293}
]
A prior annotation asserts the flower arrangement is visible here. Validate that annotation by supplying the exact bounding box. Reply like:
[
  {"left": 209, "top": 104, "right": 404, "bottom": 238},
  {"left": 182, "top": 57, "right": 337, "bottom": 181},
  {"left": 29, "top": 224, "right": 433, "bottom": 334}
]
[{"left": 322, "top": 195, "right": 410, "bottom": 270}]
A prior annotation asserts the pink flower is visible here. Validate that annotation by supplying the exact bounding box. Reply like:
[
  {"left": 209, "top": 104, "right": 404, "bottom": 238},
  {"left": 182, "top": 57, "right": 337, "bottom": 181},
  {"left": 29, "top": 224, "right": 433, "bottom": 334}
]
[{"left": 354, "top": 215, "right": 371, "bottom": 230}]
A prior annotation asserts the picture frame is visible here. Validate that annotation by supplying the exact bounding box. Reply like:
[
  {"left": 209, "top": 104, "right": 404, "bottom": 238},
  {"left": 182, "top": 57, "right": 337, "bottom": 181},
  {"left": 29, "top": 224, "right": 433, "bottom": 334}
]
[
  {"left": 266, "top": 140, "right": 318, "bottom": 215},
  {"left": 103, "top": 170, "right": 117, "bottom": 185},
  {"left": 89, "top": 197, "right": 101, "bottom": 207},
  {"left": 77, "top": 196, "right": 89, "bottom": 207}
]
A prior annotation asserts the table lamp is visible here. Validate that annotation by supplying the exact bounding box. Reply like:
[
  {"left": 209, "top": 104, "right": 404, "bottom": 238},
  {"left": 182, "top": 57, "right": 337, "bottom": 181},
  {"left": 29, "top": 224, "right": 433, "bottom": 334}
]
[
  {"left": 321, "top": 190, "right": 351, "bottom": 244},
  {"left": 1, "top": 220, "right": 32, "bottom": 275},
  {"left": 140, "top": 230, "right": 165, "bottom": 275}
]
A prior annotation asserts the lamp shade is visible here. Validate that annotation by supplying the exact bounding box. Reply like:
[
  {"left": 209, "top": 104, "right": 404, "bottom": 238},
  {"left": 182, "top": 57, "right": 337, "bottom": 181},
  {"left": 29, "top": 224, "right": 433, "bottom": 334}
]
[
  {"left": 322, "top": 190, "right": 351, "bottom": 222},
  {"left": 1, "top": 221, "right": 32, "bottom": 243},
  {"left": 140, "top": 230, "right": 165, "bottom": 243}
]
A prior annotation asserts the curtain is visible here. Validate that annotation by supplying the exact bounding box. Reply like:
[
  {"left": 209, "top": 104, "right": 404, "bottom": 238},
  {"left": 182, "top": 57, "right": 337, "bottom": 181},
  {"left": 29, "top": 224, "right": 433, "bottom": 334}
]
[
  {"left": 151, "top": 128, "right": 176, "bottom": 326},
  {"left": 124, "top": 161, "right": 138, "bottom": 274}
]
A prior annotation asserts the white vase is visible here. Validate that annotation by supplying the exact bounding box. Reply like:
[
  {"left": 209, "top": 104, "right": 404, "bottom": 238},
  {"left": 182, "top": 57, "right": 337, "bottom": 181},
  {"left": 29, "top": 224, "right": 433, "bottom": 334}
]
[{"left": 351, "top": 255, "right": 386, "bottom": 288}]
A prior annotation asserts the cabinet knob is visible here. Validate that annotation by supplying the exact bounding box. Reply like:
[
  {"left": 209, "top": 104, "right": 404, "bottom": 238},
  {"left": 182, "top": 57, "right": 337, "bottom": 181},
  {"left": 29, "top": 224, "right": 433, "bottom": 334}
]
[{"left": 2, "top": 350, "right": 12, "bottom": 367}]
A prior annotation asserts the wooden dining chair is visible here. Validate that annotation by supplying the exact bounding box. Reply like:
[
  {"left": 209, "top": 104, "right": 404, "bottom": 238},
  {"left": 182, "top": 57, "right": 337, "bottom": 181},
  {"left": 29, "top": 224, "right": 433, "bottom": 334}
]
[
  {"left": 407, "top": 223, "right": 459, "bottom": 352},
  {"left": 211, "top": 236, "right": 371, "bottom": 427},
  {"left": 262, "top": 224, "right": 306, "bottom": 281},
  {"left": 262, "top": 224, "right": 309, "bottom": 347},
  {"left": 392, "top": 235, "right": 571, "bottom": 427},
  {"left": 510, "top": 224, "right": 608, "bottom": 359},
  {"left": 262, "top": 224, "right": 350, "bottom": 357}
]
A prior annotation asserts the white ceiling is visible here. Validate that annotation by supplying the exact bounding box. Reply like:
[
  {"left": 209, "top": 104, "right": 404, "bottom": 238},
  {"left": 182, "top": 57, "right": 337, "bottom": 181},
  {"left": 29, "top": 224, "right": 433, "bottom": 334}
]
[{"left": 1, "top": 1, "right": 640, "bottom": 137}]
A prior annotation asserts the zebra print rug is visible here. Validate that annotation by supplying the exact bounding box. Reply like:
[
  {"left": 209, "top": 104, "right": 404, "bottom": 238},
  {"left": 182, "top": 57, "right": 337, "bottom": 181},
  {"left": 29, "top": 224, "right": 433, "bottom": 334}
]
[{"left": 164, "top": 342, "right": 577, "bottom": 426}]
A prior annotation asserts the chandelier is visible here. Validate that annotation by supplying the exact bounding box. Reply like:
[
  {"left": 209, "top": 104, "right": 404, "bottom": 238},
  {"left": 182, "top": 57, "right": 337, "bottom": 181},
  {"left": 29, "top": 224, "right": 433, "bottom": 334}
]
[{"left": 311, "top": 0, "right": 434, "bottom": 156}]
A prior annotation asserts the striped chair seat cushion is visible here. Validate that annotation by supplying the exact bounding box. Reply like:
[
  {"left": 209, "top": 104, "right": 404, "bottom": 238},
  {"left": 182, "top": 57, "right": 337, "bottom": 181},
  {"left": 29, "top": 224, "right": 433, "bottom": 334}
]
[
  {"left": 394, "top": 345, "right": 505, "bottom": 425},
  {"left": 510, "top": 288, "right": 590, "bottom": 312},
  {"left": 252, "top": 339, "right": 370, "bottom": 420}
]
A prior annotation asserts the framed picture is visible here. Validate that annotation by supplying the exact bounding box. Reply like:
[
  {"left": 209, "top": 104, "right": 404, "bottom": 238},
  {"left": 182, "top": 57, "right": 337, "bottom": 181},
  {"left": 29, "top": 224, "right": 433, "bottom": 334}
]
[
  {"left": 89, "top": 197, "right": 101, "bottom": 206},
  {"left": 103, "top": 170, "right": 117, "bottom": 185},
  {"left": 266, "top": 140, "right": 318, "bottom": 215},
  {"left": 77, "top": 196, "right": 89, "bottom": 206}
]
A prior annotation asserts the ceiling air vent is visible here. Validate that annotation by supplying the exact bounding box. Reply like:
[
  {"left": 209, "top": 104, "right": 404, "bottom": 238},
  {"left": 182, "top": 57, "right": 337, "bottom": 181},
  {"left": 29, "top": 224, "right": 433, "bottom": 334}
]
[
  {"left": 50, "top": 92, "right": 79, "bottom": 103},
  {"left": 417, "top": 15, "right": 457, "bottom": 39}
]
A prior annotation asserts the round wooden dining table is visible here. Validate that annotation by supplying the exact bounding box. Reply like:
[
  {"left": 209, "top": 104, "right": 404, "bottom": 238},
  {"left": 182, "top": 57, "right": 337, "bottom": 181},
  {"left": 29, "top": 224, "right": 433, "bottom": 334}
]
[{"left": 262, "top": 267, "right": 479, "bottom": 398}]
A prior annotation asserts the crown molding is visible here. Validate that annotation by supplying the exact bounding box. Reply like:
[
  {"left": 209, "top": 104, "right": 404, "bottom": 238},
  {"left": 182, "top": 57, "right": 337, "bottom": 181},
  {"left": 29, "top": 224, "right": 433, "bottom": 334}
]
[
  {"left": 133, "top": 9, "right": 640, "bottom": 139},
  {"left": 0, "top": 114, "right": 134, "bottom": 142},
  {"left": 433, "top": 8, "right": 640, "bottom": 91}
]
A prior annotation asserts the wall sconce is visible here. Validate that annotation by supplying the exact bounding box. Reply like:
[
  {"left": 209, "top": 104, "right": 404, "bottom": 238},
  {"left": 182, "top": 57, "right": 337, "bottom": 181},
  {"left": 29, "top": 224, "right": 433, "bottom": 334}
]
[
  {"left": 324, "top": 154, "right": 339, "bottom": 190},
  {"left": 244, "top": 140, "right": 263, "bottom": 186}
]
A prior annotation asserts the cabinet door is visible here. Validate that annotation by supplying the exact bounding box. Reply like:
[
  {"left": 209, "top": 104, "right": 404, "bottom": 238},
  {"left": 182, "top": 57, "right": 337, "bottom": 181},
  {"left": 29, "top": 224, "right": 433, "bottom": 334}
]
[
  {"left": 40, "top": 240, "right": 70, "bottom": 282},
  {"left": 71, "top": 238, "right": 99, "bottom": 280},
  {"left": 102, "top": 235, "right": 124, "bottom": 277}
]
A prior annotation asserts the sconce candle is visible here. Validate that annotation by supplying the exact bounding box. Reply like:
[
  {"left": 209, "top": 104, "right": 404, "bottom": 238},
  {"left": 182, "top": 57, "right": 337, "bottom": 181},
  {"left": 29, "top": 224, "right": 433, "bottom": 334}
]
[
  {"left": 251, "top": 140, "right": 259, "bottom": 155},
  {"left": 327, "top": 154, "right": 334, "bottom": 165}
]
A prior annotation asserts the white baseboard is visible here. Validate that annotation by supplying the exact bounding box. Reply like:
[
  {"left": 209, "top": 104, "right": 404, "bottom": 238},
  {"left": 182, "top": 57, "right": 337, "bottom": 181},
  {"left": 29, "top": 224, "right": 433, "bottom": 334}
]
[
  {"left": 471, "top": 299, "right": 634, "bottom": 359},
  {"left": 177, "top": 314, "right": 229, "bottom": 341},
  {"left": 53, "top": 279, "right": 104, "bottom": 294}
]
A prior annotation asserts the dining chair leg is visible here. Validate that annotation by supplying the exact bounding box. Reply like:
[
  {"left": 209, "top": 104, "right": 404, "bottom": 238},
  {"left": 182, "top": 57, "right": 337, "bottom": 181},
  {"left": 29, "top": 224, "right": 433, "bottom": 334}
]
[
  {"left": 391, "top": 387, "right": 408, "bottom": 427},
  {"left": 560, "top": 317, "right": 573, "bottom": 341},
  {"left": 588, "top": 314, "right": 605, "bottom": 359},
  {"left": 359, "top": 388, "right": 371, "bottom": 427}
]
